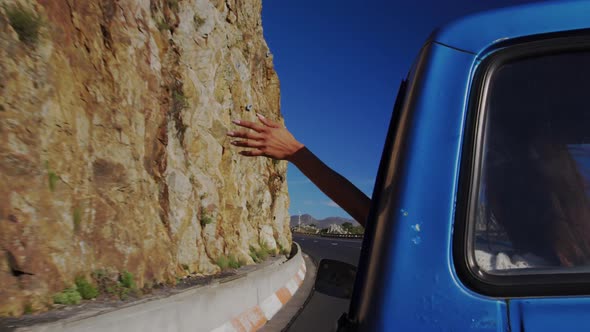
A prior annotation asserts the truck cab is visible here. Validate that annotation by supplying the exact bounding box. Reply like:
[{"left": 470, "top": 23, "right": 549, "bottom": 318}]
[{"left": 316, "top": 2, "right": 590, "bottom": 331}]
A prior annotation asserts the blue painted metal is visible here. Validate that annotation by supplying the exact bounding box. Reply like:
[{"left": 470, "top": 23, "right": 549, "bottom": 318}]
[
  {"left": 350, "top": 1, "right": 590, "bottom": 331},
  {"left": 358, "top": 42, "right": 508, "bottom": 331},
  {"left": 432, "top": 0, "right": 590, "bottom": 55},
  {"left": 509, "top": 299, "right": 590, "bottom": 332}
]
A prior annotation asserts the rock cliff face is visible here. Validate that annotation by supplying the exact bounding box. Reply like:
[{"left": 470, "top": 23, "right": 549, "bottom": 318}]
[{"left": 0, "top": 0, "right": 290, "bottom": 316}]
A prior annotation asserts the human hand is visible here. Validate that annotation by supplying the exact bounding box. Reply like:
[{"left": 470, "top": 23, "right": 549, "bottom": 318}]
[{"left": 227, "top": 113, "right": 304, "bottom": 160}]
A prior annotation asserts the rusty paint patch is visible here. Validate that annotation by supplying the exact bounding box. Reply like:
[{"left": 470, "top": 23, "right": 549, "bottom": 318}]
[{"left": 275, "top": 287, "right": 292, "bottom": 305}]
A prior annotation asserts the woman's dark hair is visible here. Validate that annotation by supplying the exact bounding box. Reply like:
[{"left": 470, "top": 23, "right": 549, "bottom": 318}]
[{"left": 486, "top": 141, "right": 590, "bottom": 267}]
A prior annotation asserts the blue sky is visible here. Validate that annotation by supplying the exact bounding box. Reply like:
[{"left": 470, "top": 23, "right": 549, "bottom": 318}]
[{"left": 261, "top": 0, "right": 549, "bottom": 219}]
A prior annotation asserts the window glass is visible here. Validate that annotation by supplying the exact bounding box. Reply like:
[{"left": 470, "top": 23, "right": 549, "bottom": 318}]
[{"left": 474, "top": 50, "right": 590, "bottom": 274}]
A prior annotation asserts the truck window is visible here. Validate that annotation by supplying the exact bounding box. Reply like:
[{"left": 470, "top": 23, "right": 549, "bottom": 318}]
[{"left": 471, "top": 48, "right": 590, "bottom": 275}]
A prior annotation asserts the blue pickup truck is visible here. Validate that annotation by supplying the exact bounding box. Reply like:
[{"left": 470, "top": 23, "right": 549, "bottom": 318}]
[{"left": 314, "top": 1, "right": 590, "bottom": 331}]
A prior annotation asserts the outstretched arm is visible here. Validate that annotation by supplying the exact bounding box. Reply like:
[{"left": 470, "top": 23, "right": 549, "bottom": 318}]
[
  {"left": 227, "top": 113, "right": 371, "bottom": 226},
  {"left": 288, "top": 148, "right": 371, "bottom": 227}
]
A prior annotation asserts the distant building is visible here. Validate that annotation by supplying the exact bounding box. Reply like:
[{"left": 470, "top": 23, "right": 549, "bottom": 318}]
[{"left": 327, "top": 224, "right": 347, "bottom": 235}]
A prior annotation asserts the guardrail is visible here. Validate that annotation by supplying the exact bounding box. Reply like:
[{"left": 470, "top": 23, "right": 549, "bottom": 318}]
[{"left": 292, "top": 231, "right": 364, "bottom": 239}]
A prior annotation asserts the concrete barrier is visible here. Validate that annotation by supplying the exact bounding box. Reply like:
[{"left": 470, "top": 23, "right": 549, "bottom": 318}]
[{"left": 18, "top": 244, "right": 306, "bottom": 332}]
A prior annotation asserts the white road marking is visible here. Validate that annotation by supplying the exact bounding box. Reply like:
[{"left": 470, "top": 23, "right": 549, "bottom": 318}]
[
  {"left": 331, "top": 243, "right": 338, "bottom": 246},
  {"left": 338, "top": 245, "right": 363, "bottom": 249},
  {"left": 286, "top": 279, "right": 298, "bottom": 295},
  {"left": 260, "top": 294, "right": 282, "bottom": 320},
  {"left": 297, "top": 269, "right": 305, "bottom": 280}
]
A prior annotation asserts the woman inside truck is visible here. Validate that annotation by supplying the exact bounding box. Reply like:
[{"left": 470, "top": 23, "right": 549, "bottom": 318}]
[{"left": 474, "top": 55, "right": 590, "bottom": 271}]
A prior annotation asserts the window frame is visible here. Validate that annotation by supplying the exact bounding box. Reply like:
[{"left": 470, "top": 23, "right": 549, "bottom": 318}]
[{"left": 454, "top": 31, "right": 590, "bottom": 298}]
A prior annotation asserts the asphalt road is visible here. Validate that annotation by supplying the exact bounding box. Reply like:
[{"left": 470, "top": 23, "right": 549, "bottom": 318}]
[{"left": 287, "top": 234, "right": 363, "bottom": 332}]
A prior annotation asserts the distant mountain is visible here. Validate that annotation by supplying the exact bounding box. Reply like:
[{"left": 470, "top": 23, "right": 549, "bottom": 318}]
[{"left": 289, "top": 214, "right": 360, "bottom": 229}]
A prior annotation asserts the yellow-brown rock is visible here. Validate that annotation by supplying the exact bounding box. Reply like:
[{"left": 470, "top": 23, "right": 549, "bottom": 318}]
[{"left": 0, "top": 0, "right": 290, "bottom": 316}]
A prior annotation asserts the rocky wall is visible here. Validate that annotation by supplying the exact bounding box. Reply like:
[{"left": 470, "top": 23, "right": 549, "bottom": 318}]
[{"left": 0, "top": 0, "right": 290, "bottom": 316}]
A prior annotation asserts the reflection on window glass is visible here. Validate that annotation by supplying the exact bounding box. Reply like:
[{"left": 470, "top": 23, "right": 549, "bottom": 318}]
[{"left": 474, "top": 50, "right": 590, "bottom": 274}]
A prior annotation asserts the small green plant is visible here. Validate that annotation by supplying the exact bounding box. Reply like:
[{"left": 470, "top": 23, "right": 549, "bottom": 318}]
[
  {"left": 172, "top": 89, "right": 188, "bottom": 113},
  {"left": 249, "top": 246, "right": 260, "bottom": 263},
  {"left": 92, "top": 269, "right": 107, "bottom": 280},
  {"left": 257, "top": 247, "right": 269, "bottom": 261},
  {"left": 5, "top": 5, "right": 42, "bottom": 46},
  {"left": 92, "top": 269, "right": 138, "bottom": 300},
  {"left": 53, "top": 287, "right": 82, "bottom": 305},
  {"left": 228, "top": 255, "right": 241, "bottom": 269},
  {"left": 48, "top": 171, "right": 59, "bottom": 192},
  {"left": 75, "top": 276, "right": 98, "bottom": 300},
  {"left": 23, "top": 303, "right": 33, "bottom": 314},
  {"left": 157, "top": 19, "right": 170, "bottom": 31},
  {"left": 216, "top": 255, "right": 229, "bottom": 270},
  {"left": 120, "top": 271, "right": 136, "bottom": 289},
  {"left": 200, "top": 213, "right": 213, "bottom": 227},
  {"left": 93, "top": 269, "right": 115, "bottom": 295},
  {"left": 167, "top": 0, "right": 179, "bottom": 11},
  {"left": 73, "top": 207, "right": 82, "bottom": 231},
  {"left": 249, "top": 243, "right": 272, "bottom": 263},
  {"left": 105, "top": 285, "right": 116, "bottom": 295},
  {"left": 118, "top": 288, "right": 131, "bottom": 300},
  {"left": 216, "top": 255, "right": 241, "bottom": 270}
]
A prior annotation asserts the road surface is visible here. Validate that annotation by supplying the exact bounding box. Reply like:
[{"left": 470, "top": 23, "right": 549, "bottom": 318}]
[{"left": 287, "top": 234, "right": 363, "bottom": 332}]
